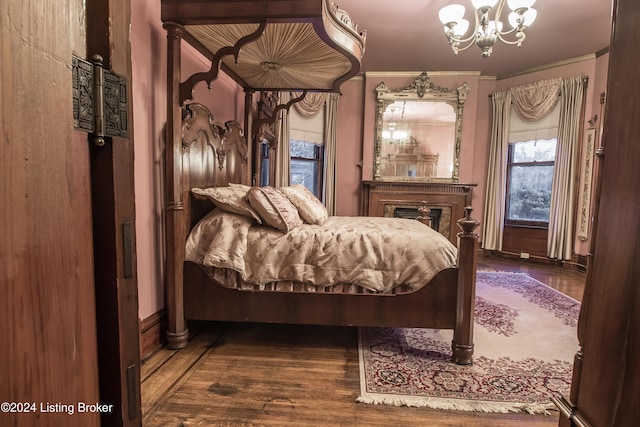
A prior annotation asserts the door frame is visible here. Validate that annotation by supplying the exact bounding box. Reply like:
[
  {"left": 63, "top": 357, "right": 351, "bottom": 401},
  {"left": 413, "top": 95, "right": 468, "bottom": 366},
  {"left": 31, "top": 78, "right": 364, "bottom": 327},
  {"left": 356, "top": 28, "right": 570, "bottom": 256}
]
[{"left": 86, "top": 0, "right": 142, "bottom": 425}]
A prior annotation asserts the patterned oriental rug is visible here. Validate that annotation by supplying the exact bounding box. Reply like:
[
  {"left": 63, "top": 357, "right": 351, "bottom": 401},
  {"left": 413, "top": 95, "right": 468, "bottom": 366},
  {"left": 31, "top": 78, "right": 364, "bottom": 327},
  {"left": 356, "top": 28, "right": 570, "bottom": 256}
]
[{"left": 357, "top": 272, "right": 581, "bottom": 414}]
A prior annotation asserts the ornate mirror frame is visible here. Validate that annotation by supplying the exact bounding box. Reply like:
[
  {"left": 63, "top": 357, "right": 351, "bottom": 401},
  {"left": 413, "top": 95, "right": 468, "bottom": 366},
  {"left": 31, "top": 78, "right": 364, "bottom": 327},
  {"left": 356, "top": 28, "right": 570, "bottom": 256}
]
[{"left": 373, "top": 72, "right": 468, "bottom": 182}]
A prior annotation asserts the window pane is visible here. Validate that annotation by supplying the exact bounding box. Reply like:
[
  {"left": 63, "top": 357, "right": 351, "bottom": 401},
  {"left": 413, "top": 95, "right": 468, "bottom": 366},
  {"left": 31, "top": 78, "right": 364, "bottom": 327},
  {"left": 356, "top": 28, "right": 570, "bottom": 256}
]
[
  {"left": 512, "top": 139, "right": 557, "bottom": 163},
  {"left": 290, "top": 140, "right": 318, "bottom": 159},
  {"left": 290, "top": 159, "right": 319, "bottom": 196},
  {"left": 507, "top": 164, "right": 554, "bottom": 222},
  {"left": 260, "top": 158, "right": 270, "bottom": 186}
]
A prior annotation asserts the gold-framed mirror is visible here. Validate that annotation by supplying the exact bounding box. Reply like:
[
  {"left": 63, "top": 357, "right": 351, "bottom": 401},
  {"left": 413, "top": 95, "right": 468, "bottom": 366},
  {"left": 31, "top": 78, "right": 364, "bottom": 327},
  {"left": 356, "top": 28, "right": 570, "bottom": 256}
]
[{"left": 373, "top": 72, "right": 468, "bottom": 182}]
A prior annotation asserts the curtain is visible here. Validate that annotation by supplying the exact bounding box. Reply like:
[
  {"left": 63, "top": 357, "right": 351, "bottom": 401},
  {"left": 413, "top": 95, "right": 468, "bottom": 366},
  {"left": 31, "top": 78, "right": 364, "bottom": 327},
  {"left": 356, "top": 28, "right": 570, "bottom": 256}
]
[
  {"left": 323, "top": 93, "right": 339, "bottom": 215},
  {"left": 275, "top": 91, "right": 291, "bottom": 188},
  {"left": 547, "top": 76, "right": 585, "bottom": 260},
  {"left": 482, "top": 90, "right": 512, "bottom": 251}
]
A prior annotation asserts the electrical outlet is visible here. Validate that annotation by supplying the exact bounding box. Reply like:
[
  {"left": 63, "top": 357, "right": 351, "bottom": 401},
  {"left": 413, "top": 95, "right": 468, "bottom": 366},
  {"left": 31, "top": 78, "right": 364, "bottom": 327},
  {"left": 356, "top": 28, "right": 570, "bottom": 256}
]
[{"left": 520, "top": 252, "right": 530, "bottom": 259}]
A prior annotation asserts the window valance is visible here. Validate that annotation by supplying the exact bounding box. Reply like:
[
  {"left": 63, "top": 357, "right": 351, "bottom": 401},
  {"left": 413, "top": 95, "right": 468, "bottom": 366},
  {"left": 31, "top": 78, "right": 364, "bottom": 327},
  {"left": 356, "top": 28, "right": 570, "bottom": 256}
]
[
  {"left": 291, "top": 92, "right": 327, "bottom": 118},
  {"left": 509, "top": 78, "right": 562, "bottom": 122}
]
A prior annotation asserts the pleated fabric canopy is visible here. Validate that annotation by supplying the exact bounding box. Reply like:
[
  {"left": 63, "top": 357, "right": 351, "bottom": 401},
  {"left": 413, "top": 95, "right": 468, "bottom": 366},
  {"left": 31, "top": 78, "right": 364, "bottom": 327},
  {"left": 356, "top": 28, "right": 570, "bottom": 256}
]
[{"left": 162, "top": 0, "right": 366, "bottom": 92}]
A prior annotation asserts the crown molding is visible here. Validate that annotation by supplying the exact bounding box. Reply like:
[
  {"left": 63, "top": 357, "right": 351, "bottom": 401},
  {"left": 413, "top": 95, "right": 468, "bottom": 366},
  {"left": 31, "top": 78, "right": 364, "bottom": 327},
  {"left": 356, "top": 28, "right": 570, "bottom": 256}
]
[
  {"left": 364, "top": 71, "right": 481, "bottom": 78},
  {"left": 496, "top": 54, "right": 597, "bottom": 80}
]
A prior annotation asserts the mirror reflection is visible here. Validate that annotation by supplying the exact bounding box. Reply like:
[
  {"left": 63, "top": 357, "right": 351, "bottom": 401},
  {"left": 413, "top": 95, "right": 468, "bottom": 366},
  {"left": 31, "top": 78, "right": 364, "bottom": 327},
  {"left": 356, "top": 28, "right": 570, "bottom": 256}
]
[
  {"left": 374, "top": 72, "right": 468, "bottom": 182},
  {"left": 380, "top": 100, "right": 456, "bottom": 179}
]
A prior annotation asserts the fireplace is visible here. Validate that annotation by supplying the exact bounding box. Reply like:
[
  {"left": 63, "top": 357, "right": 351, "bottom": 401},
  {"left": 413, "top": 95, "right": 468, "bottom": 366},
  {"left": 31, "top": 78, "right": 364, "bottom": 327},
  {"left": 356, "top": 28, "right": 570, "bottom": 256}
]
[
  {"left": 393, "top": 206, "right": 442, "bottom": 232},
  {"left": 384, "top": 204, "right": 450, "bottom": 240},
  {"left": 362, "top": 180, "right": 475, "bottom": 245}
]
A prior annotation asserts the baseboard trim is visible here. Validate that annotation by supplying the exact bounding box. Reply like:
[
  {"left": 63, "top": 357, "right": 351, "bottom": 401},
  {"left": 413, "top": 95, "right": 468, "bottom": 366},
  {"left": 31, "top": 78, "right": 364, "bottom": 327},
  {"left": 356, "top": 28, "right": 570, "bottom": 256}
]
[
  {"left": 480, "top": 249, "right": 587, "bottom": 272},
  {"left": 140, "top": 309, "right": 167, "bottom": 361}
]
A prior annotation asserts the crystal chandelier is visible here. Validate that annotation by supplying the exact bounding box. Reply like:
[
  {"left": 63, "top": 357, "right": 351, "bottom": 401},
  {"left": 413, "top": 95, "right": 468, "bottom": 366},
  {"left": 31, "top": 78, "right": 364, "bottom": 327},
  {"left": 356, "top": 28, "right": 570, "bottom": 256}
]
[{"left": 438, "top": 0, "right": 537, "bottom": 57}]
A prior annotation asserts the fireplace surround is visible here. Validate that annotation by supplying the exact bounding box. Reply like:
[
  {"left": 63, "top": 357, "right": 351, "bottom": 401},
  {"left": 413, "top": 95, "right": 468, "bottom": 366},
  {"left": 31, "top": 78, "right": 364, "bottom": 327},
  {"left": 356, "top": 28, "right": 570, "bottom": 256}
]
[{"left": 362, "top": 181, "right": 475, "bottom": 245}]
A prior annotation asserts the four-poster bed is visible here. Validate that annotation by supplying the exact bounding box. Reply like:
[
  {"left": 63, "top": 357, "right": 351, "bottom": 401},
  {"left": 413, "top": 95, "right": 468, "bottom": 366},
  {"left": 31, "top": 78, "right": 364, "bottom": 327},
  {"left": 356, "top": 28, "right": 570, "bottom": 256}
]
[{"left": 161, "top": 0, "right": 480, "bottom": 365}]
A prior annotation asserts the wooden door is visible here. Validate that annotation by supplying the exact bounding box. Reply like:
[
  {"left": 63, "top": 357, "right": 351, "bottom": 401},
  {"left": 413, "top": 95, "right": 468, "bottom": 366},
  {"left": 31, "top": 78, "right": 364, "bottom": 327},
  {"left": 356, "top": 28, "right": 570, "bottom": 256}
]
[
  {"left": 557, "top": 0, "right": 640, "bottom": 425},
  {"left": 0, "top": 1, "right": 101, "bottom": 426},
  {"left": 0, "top": 0, "right": 141, "bottom": 426}
]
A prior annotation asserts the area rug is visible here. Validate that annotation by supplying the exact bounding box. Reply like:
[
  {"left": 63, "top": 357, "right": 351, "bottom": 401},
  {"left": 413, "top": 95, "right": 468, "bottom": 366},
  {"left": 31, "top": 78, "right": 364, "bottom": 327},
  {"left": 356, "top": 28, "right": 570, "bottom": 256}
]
[{"left": 357, "top": 271, "right": 581, "bottom": 414}]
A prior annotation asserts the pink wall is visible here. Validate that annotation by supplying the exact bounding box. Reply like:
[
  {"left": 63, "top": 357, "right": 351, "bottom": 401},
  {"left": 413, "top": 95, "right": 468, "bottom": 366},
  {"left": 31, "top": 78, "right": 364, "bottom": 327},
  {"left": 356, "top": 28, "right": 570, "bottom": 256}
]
[
  {"left": 335, "top": 78, "right": 365, "bottom": 215},
  {"left": 131, "top": 0, "right": 609, "bottom": 319},
  {"left": 131, "top": 0, "right": 166, "bottom": 320}
]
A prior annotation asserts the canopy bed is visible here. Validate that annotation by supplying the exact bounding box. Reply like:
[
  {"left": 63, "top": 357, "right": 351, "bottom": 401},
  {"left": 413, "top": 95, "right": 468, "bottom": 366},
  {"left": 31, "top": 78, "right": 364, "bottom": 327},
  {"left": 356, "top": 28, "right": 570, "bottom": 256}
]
[{"left": 161, "top": 0, "right": 480, "bottom": 365}]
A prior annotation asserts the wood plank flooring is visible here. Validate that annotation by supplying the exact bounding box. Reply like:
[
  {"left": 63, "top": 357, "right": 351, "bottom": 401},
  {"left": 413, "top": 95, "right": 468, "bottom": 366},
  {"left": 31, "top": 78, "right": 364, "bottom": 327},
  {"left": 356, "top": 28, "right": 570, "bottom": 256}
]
[{"left": 142, "top": 253, "right": 585, "bottom": 426}]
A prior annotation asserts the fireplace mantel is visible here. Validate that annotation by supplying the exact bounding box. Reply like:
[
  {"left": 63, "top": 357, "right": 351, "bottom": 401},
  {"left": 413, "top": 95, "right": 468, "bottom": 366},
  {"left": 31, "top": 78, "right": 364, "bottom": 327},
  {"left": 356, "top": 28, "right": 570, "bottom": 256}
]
[{"left": 362, "top": 181, "right": 476, "bottom": 245}]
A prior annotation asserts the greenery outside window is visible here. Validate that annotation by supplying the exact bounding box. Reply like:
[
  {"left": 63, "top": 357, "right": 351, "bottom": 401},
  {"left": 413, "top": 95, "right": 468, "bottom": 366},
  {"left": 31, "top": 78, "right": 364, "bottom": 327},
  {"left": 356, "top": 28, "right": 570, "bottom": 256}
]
[
  {"left": 290, "top": 139, "right": 324, "bottom": 198},
  {"left": 505, "top": 138, "right": 557, "bottom": 227}
]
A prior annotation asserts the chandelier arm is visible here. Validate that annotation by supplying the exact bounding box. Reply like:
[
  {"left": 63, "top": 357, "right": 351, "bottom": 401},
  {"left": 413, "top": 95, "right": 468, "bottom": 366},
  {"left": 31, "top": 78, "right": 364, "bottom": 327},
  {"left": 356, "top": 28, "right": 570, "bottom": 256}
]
[
  {"left": 473, "top": 4, "right": 481, "bottom": 38},
  {"left": 495, "top": 27, "right": 525, "bottom": 45},
  {"left": 455, "top": 38, "right": 482, "bottom": 52},
  {"left": 449, "top": 31, "right": 480, "bottom": 46},
  {"left": 494, "top": 0, "right": 507, "bottom": 23},
  {"left": 447, "top": 6, "right": 481, "bottom": 46}
]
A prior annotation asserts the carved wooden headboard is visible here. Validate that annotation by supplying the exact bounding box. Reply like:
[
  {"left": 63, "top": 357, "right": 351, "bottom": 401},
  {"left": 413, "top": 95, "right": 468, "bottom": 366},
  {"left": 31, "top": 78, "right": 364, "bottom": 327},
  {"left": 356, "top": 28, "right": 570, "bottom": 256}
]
[{"left": 180, "top": 103, "right": 249, "bottom": 229}]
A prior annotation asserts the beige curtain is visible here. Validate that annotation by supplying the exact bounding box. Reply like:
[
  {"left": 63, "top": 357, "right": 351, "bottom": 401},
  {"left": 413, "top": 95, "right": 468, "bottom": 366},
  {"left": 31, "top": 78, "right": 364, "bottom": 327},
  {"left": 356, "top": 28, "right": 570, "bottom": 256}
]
[
  {"left": 482, "top": 90, "right": 512, "bottom": 251},
  {"left": 275, "top": 91, "right": 291, "bottom": 188},
  {"left": 547, "top": 76, "right": 585, "bottom": 260},
  {"left": 510, "top": 78, "right": 562, "bottom": 122},
  {"left": 323, "top": 93, "right": 339, "bottom": 215}
]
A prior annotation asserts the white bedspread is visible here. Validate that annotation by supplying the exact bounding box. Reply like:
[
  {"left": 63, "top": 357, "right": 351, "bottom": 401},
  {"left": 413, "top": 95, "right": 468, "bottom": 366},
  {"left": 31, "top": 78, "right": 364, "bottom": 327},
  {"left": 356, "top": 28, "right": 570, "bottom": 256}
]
[{"left": 185, "top": 209, "right": 457, "bottom": 293}]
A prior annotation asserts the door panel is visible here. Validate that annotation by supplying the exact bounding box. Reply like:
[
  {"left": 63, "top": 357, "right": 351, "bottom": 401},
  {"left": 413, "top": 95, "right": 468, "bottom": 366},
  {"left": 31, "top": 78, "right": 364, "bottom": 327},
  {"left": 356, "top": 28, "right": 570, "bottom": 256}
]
[
  {"left": 0, "top": 1, "right": 100, "bottom": 426},
  {"left": 1, "top": 0, "right": 141, "bottom": 426}
]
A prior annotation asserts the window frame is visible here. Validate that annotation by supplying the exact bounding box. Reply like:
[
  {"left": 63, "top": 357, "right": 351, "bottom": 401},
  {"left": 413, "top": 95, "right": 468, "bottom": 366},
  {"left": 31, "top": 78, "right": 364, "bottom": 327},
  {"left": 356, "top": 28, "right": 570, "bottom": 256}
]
[
  {"left": 258, "top": 140, "right": 271, "bottom": 187},
  {"left": 289, "top": 139, "right": 324, "bottom": 198},
  {"left": 504, "top": 140, "right": 556, "bottom": 228}
]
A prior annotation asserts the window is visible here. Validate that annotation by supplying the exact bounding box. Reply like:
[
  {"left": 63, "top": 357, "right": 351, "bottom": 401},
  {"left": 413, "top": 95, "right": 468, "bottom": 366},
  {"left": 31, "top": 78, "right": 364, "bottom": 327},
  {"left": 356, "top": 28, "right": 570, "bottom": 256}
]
[
  {"left": 289, "top": 102, "right": 326, "bottom": 199},
  {"left": 505, "top": 138, "right": 557, "bottom": 226},
  {"left": 259, "top": 140, "right": 270, "bottom": 187},
  {"left": 290, "top": 139, "right": 324, "bottom": 197}
]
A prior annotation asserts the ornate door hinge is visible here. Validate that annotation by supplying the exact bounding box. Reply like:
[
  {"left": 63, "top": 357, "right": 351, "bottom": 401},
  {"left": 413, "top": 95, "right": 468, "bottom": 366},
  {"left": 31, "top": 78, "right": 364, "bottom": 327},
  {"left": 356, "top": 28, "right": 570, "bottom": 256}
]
[{"left": 72, "top": 54, "right": 128, "bottom": 146}]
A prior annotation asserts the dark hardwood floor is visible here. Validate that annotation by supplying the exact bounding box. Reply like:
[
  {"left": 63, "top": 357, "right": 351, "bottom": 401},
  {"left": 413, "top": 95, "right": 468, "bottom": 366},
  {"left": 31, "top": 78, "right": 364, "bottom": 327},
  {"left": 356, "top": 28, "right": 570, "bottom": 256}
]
[{"left": 141, "top": 252, "right": 585, "bottom": 426}]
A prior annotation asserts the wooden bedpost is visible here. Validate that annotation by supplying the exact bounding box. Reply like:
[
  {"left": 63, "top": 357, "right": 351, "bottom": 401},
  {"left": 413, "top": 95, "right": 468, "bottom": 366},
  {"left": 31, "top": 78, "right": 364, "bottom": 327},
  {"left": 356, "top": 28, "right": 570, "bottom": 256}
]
[
  {"left": 452, "top": 206, "right": 479, "bottom": 365},
  {"left": 416, "top": 202, "right": 433, "bottom": 228},
  {"left": 163, "top": 22, "right": 189, "bottom": 349}
]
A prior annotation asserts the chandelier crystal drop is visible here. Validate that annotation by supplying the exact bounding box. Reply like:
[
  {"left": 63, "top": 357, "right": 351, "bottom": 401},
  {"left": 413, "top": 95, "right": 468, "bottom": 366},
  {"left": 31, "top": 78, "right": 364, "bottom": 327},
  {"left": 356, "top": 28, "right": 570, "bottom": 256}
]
[{"left": 438, "top": 0, "right": 537, "bottom": 57}]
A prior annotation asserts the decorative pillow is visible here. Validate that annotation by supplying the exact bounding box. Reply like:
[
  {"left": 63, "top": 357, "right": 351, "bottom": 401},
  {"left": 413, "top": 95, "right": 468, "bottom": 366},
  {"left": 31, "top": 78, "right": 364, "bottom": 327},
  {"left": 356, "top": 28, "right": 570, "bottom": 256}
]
[
  {"left": 191, "top": 186, "right": 262, "bottom": 224},
  {"left": 280, "top": 184, "right": 328, "bottom": 225},
  {"left": 247, "top": 186, "right": 303, "bottom": 232}
]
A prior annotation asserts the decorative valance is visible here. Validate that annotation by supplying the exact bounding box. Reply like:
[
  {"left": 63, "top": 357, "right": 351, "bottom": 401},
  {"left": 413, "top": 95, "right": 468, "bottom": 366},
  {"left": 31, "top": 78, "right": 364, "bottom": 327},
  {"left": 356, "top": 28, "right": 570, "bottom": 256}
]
[
  {"left": 509, "top": 78, "right": 562, "bottom": 122},
  {"left": 291, "top": 92, "right": 327, "bottom": 118}
]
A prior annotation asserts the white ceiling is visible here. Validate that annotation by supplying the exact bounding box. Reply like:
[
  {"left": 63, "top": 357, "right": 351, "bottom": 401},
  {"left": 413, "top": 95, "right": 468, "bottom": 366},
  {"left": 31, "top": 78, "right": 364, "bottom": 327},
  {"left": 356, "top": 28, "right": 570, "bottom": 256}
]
[{"left": 337, "top": 0, "right": 614, "bottom": 77}]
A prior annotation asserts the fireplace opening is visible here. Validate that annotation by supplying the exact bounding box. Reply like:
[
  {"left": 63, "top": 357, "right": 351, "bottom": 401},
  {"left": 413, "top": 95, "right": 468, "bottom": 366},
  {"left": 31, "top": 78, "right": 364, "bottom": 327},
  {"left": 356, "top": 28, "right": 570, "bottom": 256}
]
[{"left": 394, "top": 207, "right": 442, "bottom": 232}]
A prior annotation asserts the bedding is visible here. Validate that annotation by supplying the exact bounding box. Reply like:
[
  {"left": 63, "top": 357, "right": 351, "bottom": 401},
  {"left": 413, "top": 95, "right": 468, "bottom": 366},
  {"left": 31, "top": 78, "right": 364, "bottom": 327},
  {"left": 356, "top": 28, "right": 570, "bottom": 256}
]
[
  {"left": 246, "top": 186, "right": 303, "bottom": 232},
  {"left": 280, "top": 184, "right": 329, "bottom": 225},
  {"left": 191, "top": 185, "right": 262, "bottom": 223},
  {"left": 185, "top": 209, "right": 457, "bottom": 293}
]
